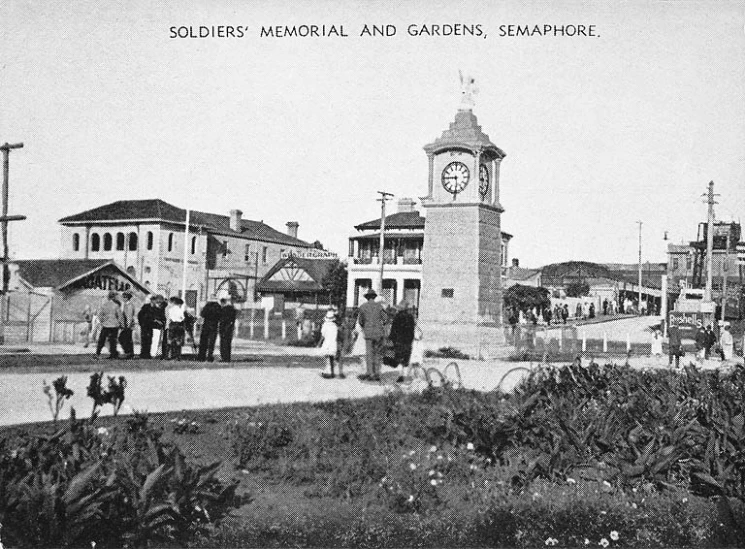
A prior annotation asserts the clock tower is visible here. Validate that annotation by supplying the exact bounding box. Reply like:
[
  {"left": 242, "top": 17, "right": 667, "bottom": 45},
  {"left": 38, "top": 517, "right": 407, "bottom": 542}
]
[{"left": 418, "top": 76, "right": 506, "bottom": 357}]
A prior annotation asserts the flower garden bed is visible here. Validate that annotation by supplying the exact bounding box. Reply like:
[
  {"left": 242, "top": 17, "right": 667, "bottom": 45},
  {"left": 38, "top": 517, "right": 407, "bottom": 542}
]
[{"left": 1, "top": 362, "right": 744, "bottom": 547}]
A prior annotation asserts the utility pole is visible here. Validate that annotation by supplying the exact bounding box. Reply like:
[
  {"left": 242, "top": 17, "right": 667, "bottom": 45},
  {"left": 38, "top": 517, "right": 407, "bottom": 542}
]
[
  {"left": 377, "top": 191, "right": 394, "bottom": 297},
  {"left": 721, "top": 231, "right": 730, "bottom": 324},
  {"left": 637, "top": 220, "right": 643, "bottom": 314},
  {"left": 703, "top": 181, "right": 718, "bottom": 302},
  {"left": 0, "top": 142, "right": 26, "bottom": 345}
]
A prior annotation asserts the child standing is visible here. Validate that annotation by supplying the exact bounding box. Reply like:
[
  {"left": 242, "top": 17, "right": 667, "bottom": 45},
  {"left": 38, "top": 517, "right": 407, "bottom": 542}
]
[{"left": 319, "top": 309, "right": 339, "bottom": 378}]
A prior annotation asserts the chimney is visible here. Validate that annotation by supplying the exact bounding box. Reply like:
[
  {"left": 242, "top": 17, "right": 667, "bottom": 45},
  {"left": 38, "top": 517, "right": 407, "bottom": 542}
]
[
  {"left": 397, "top": 197, "right": 416, "bottom": 213},
  {"left": 286, "top": 221, "right": 299, "bottom": 239},
  {"left": 229, "top": 209, "right": 242, "bottom": 232}
]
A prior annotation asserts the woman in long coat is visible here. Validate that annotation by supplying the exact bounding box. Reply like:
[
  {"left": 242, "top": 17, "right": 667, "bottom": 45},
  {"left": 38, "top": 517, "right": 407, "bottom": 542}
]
[{"left": 389, "top": 301, "right": 416, "bottom": 383}]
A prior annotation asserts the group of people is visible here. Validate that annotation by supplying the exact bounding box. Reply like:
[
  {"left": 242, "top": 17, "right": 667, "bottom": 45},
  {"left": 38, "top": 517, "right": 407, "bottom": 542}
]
[
  {"left": 316, "top": 288, "right": 422, "bottom": 383},
  {"left": 84, "top": 292, "right": 237, "bottom": 362},
  {"left": 666, "top": 322, "right": 737, "bottom": 368}
]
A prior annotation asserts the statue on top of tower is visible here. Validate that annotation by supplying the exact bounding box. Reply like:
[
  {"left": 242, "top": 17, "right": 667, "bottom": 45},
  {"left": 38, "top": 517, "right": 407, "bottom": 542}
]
[{"left": 459, "top": 70, "right": 478, "bottom": 110}]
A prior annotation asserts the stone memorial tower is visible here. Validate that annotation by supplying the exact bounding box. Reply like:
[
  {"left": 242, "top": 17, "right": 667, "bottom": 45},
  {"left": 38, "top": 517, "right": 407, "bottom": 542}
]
[{"left": 418, "top": 74, "right": 506, "bottom": 357}]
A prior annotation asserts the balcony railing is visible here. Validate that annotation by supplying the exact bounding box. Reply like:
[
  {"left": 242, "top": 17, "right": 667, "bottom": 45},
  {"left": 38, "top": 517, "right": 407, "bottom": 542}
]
[{"left": 352, "top": 256, "right": 422, "bottom": 265}]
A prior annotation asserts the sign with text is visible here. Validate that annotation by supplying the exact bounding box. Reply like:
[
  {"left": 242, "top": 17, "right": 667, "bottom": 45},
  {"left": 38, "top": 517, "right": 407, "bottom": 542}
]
[{"left": 668, "top": 311, "right": 706, "bottom": 339}]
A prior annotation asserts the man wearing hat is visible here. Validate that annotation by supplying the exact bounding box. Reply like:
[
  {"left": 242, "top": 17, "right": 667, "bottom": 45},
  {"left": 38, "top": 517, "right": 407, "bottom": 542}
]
[
  {"left": 218, "top": 294, "right": 238, "bottom": 362},
  {"left": 198, "top": 294, "right": 222, "bottom": 362},
  {"left": 720, "top": 322, "right": 734, "bottom": 361},
  {"left": 118, "top": 291, "right": 137, "bottom": 359},
  {"left": 357, "top": 288, "right": 387, "bottom": 381},
  {"left": 96, "top": 291, "right": 121, "bottom": 359}
]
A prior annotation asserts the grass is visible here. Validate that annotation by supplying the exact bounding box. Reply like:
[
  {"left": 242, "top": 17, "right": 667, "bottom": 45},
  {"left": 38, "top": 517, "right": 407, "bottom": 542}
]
[{"left": 0, "top": 352, "right": 325, "bottom": 374}]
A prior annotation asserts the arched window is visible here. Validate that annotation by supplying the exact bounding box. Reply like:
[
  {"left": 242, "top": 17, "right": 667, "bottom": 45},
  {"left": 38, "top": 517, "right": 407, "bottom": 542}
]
[
  {"left": 167, "top": 233, "right": 174, "bottom": 252},
  {"left": 191, "top": 236, "right": 197, "bottom": 254},
  {"left": 128, "top": 232, "right": 138, "bottom": 251},
  {"left": 72, "top": 233, "right": 80, "bottom": 252},
  {"left": 116, "top": 232, "right": 125, "bottom": 251},
  {"left": 147, "top": 231, "right": 154, "bottom": 250},
  {"left": 91, "top": 233, "right": 100, "bottom": 252},
  {"left": 103, "top": 233, "right": 112, "bottom": 251}
]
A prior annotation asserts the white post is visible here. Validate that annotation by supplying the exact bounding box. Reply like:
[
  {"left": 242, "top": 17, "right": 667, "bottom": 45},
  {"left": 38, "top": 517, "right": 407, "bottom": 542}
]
[
  {"left": 626, "top": 334, "right": 631, "bottom": 352},
  {"left": 250, "top": 308, "right": 255, "bottom": 338},
  {"left": 264, "top": 308, "right": 270, "bottom": 339},
  {"left": 181, "top": 206, "right": 190, "bottom": 303},
  {"left": 603, "top": 332, "right": 608, "bottom": 353},
  {"left": 281, "top": 319, "right": 287, "bottom": 340},
  {"left": 581, "top": 331, "right": 586, "bottom": 352},
  {"left": 558, "top": 327, "right": 563, "bottom": 350}
]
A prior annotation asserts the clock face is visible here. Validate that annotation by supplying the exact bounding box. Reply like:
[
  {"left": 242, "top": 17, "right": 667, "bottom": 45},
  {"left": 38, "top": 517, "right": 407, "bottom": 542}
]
[
  {"left": 479, "top": 164, "right": 489, "bottom": 200},
  {"left": 441, "top": 162, "right": 470, "bottom": 195}
]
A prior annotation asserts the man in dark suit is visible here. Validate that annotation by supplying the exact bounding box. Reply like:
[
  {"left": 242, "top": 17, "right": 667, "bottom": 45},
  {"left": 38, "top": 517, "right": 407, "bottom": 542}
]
[
  {"left": 218, "top": 297, "right": 238, "bottom": 362},
  {"left": 668, "top": 324, "right": 682, "bottom": 368},
  {"left": 198, "top": 295, "right": 222, "bottom": 361},
  {"left": 357, "top": 289, "right": 387, "bottom": 382}
]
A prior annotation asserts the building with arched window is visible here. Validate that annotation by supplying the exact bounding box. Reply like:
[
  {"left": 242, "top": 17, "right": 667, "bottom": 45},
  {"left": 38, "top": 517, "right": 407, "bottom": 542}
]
[{"left": 58, "top": 199, "right": 317, "bottom": 309}]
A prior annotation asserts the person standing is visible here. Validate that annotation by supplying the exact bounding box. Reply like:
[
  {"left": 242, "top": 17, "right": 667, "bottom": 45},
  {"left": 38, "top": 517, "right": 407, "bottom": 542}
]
[
  {"left": 720, "top": 323, "right": 734, "bottom": 361},
  {"left": 218, "top": 296, "right": 237, "bottom": 362},
  {"left": 295, "top": 303, "right": 306, "bottom": 340},
  {"left": 602, "top": 299, "right": 608, "bottom": 316},
  {"left": 137, "top": 296, "right": 154, "bottom": 358},
  {"left": 118, "top": 291, "right": 136, "bottom": 358},
  {"left": 651, "top": 328, "right": 663, "bottom": 356},
  {"left": 589, "top": 303, "right": 595, "bottom": 319},
  {"left": 95, "top": 291, "right": 121, "bottom": 359},
  {"left": 704, "top": 325, "right": 716, "bottom": 360},
  {"left": 166, "top": 296, "right": 186, "bottom": 360},
  {"left": 562, "top": 304, "right": 569, "bottom": 324},
  {"left": 390, "top": 300, "right": 416, "bottom": 383},
  {"left": 82, "top": 305, "right": 94, "bottom": 347},
  {"left": 197, "top": 296, "right": 222, "bottom": 361},
  {"left": 668, "top": 324, "right": 682, "bottom": 368},
  {"left": 357, "top": 289, "right": 387, "bottom": 382},
  {"left": 319, "top": 310, "right": 339, "bottom": 378}
]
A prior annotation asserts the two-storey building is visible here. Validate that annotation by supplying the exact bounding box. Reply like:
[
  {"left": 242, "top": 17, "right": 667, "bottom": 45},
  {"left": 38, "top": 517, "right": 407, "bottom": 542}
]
[
  {"left": 58, "top": 199, "right": 315, "bottom": 309},
  {"left": 345, "top": 197, "right": 512, "bottom": 309}
]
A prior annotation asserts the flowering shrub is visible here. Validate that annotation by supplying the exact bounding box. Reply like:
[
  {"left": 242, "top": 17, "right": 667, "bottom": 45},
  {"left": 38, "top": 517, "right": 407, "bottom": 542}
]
[
  {"left": 171, "top": 417, "right": 201, "bottom": 434},
  {"left": 86, "top": 372, "right": 127, "bottom": 420},
  {"left": 42, "top": 376, "right": 74, "bottom": 423}
]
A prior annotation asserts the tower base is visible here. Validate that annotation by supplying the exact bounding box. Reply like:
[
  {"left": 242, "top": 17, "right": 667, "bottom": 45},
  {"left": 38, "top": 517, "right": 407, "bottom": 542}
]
[{"left": 420, "top": 321, "right": 507, "bottom": 360}]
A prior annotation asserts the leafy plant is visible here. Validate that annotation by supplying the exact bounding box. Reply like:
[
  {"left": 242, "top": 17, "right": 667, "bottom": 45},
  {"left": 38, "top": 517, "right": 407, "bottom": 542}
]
[
  {"left": 86, "top": 372, "right": 126, "bottom": 420},
  {"left": 42, "top": 376, "right": 74, "bottom": 424}
]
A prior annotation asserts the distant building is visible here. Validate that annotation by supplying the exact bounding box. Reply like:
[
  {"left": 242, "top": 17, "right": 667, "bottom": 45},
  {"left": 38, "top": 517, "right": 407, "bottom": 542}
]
[
  {"left": 345, "top": 197, "right": 513, "bottom": 308},
  {"left": 57, "top": 199, "right": 316, "bottom": 308},
  {"left": 5, "top": 259, "right": 150, "bottom": 344},
  {"left": 504, "top": 259, "right": 541, "bottom": 288},
  {"left": 667, "top": 221, "right": 744, "bottom": 318},
  {"left": 256, "top": 253, "right": 339, "bottom": 311}
]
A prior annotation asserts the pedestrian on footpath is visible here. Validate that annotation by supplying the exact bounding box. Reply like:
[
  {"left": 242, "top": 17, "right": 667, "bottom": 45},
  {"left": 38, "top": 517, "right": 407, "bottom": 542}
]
[
  {"left": 562, "top": 304, "right": 569, "bottom": 324},
  {"left": 95, "top": 291, "right": 121, "bottom": 359},
  {"left": 651, "top": 328, "right": 663, "bottom": 356},
  {"left": 720, "top": 323, "right": 734, "bottom": 361},
  {"left": 118, "top": 291, "right": 136, "bottom": 358},
  {"left": 218, "top": 296, "right": 237, "bottom": 362},
  {"left": 319, "top": 309, "right": 339, "bottom": 378},
  {"left": 668, "top": 324, "right": 682, "bottom": 368},
  {"left": 694, "top": 326, "right": 707, "bottom": 360},
  {"left": 704, "top": 325, "right": 716, "bottom": 360},
  {"left": 197, "top": 295, "right": 221, "bottom": 361},
  {"left": 390, "top": 300, "right": 416, "bottom": 383},
  {"left": 82, "top": 305, "right": 94, "bottom": 347},
  {"left": 166, "top": 296, "right": 186, "bottom": 360},
  {"left": 357, "top": 289, "right": 387, "bottom": 382}
]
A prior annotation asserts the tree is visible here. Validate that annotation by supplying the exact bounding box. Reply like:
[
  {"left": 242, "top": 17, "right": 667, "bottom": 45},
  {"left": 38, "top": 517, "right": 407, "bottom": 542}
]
[
  {"left": 321, "top": 260, "right": 347, "bottom": 310},
  {"left": 565, "top": 281, "right": 590, "bottom": 298},
  {"left": 312, "top": 240, "right": 325, "bottom": 250},
  {"left": 503, "top": 284, "right": 551, "bottom": 312}
]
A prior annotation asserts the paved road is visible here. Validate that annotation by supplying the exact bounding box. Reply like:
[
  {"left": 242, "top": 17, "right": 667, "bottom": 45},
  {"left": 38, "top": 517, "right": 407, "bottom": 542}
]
[{"left": 0, "top": 357, "right": 538, "bottom": 427}]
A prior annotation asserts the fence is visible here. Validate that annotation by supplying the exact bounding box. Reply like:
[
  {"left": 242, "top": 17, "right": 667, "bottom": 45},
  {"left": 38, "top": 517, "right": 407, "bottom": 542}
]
[
  {"left": 2, "top": 291, "right": 53, "bottom": 344},
  {"left": 506, "top": 324, "right": 653, "bottom": 361}
]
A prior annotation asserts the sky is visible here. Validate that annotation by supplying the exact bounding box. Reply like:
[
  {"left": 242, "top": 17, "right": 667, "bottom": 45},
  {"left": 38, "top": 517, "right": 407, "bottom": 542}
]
[{"left": 1, "top": 0, "right": 744, "bottom": 268}]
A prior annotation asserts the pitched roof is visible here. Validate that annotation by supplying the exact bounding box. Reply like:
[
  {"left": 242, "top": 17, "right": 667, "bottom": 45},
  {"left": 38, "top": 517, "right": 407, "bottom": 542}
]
[
  {"left": 58, "top": 199, "right": 311, "bottom": 248},
  {"left": 353, "top": 210, "right": 512, "bottom": 238},
  {"left": 256, "top": 256, "right": 338, "bottom": 293},
  {"left": 11, "top": 259, "right": 149, "bottom": 293},
  {"left": 424, "top": 110, "right": 506, "bottom": 158},
  {"left": 355, "top": 211, "right": 425, "bottom": 230}
]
